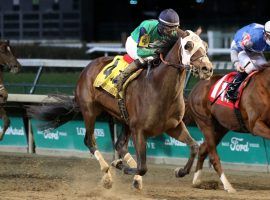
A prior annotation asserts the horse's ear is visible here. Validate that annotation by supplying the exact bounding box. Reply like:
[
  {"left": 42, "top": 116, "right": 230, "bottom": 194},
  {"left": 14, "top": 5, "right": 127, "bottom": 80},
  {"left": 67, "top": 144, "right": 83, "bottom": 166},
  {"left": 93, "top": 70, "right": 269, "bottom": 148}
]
[
  {"left": 184, "top": 41, "right": 194, "bottom": 51},
  {"left": 177, "top": 28, "right": 188, "bottom": 38},
  {"left": 4, "top": 40, "right": 10, "bottom": 45},
  {"left": 195, "top": 26, "right": 202, "bottom": 35},
  {"left": 202, "top": 40, "right": 208, "bottom": 52}
]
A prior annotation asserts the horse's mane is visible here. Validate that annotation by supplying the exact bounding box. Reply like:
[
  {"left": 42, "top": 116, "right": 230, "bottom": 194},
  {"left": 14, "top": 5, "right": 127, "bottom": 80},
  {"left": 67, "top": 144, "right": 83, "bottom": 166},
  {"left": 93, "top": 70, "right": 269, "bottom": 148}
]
[
  {"left": 155, "top": 34, "right": 179, "bottom": 56},
  {"left": 261, "top": 62, "right": 270, "bottom": 68}
]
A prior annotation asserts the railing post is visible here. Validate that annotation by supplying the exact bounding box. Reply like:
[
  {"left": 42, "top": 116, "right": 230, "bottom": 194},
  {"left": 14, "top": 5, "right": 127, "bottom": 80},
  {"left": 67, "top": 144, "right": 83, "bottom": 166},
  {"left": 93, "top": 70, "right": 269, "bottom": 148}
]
[
  {"left": 30, "top": 66, "right": 43, "bottom": 94},
  {"left": 28, "top": 119, "right": 34, "bottom": 154}
]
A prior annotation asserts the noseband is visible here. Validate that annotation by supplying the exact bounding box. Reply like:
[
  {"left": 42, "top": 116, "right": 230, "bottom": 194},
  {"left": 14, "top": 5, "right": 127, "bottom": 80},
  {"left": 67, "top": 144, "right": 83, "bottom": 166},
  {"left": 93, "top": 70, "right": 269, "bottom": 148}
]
[{"left": 159, "top": 43, "right": 206, "bottom": 73}]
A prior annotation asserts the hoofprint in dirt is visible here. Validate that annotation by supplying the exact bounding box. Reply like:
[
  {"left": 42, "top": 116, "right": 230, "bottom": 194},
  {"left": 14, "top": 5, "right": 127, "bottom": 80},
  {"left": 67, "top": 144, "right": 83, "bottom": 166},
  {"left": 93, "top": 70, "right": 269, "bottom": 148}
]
[{"left": 0, "top": 152, "right": 269, "bottom": 200}]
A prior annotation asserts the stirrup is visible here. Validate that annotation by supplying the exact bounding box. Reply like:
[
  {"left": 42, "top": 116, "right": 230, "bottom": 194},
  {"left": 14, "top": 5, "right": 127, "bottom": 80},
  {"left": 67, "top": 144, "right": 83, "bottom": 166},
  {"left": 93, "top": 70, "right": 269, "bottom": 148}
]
[{"left": 226, "top": 92, "right": 237, "bottom": 101}]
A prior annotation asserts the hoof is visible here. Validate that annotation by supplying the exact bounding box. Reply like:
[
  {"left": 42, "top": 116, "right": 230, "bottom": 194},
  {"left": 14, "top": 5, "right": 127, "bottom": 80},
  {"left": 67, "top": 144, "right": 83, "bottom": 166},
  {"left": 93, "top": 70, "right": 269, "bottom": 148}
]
[
  {"left": 101, "top": 171, "right": 113, "bottom": 189},
  {"left": 111, "top": 159, "right": 124, "bottom": 170},
  {"left": 133, "top": 175, "right": 142, "bottom": 190},
  {"left": 175, "top": 167, "right": 188, "bottom": 178},
  {"left": 192, "top": 178, "right": 202, "bottom": 187},
  {"left": 226, "top": 187, "right": 237, "bottom": 193}
]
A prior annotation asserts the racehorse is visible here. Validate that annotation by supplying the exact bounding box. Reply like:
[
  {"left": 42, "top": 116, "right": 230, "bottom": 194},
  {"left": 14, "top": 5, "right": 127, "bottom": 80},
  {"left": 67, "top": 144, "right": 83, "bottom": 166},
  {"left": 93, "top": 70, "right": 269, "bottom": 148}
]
[
  {"left": 27, "top": 29, "right": 213, "bottom": 190},
  {"left": 0, "top": 40, "right": 21, "bottom": 140},
  {"left": 184, "top": 65, "right": 270, "bottom": 193}
]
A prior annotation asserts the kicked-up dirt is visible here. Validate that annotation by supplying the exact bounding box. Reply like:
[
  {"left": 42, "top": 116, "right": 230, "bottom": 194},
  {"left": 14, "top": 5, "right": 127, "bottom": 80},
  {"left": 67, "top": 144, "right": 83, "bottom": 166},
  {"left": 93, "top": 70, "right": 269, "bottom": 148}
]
[{"left": 0, "top": 152, "right": 270, "bottom": 200}]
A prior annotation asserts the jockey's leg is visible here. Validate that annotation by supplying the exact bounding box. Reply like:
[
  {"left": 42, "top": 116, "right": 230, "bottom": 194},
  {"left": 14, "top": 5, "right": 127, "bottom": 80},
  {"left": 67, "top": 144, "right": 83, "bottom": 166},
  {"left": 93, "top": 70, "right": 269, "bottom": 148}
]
[
  {"left": 226, "top": 71, "right": 248, "bottom": 101},
  {"left": 227, "top": 50, "right": 265, "bottom": 101},
  {"left": 115, "top": 59, "right": 145, "bottom": 94}
]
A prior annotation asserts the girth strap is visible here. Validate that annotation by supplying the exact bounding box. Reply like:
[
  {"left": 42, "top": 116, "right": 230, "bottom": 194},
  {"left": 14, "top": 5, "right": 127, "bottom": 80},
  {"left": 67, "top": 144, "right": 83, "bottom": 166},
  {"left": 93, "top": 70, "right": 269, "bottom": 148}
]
[
  {"left": 118, "top": 98, "right": 129, "bottom": 124},
  {"left": 234, "top": 108, "right": 249, "bottom": 133}
]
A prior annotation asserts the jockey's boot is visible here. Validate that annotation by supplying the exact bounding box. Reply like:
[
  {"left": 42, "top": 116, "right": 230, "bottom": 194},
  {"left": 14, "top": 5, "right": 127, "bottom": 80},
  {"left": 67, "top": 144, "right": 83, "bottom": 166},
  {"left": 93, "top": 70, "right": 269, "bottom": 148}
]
[
  {"left": 226, "top": 72, "right": 248, "bottom": 102},
  {"left": 116, "top": 59, "right": 144, "bottom": 96}
]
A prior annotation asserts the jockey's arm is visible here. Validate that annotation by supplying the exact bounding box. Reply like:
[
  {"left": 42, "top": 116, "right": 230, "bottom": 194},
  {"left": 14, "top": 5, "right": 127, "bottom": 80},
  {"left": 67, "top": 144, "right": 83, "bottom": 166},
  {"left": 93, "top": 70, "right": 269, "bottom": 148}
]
[
  {"left": 230, "top": 42, "right": 246, "bottom": 72},
  {"left": 230, "top": 49, "right": 239, "bottom": 66},
  {"left": 137, "top": 47, "right": 156, "bottom": 58}
]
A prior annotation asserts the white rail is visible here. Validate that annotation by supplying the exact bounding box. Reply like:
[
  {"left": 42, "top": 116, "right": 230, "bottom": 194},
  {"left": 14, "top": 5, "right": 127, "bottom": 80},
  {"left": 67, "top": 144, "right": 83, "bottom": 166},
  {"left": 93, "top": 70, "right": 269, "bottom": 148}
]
[
  {"left": 17, "top": 58, "right": 232, "bottom": 70},
  {"left": 18, "top": 58, "right": 90, "bottom": 68}
]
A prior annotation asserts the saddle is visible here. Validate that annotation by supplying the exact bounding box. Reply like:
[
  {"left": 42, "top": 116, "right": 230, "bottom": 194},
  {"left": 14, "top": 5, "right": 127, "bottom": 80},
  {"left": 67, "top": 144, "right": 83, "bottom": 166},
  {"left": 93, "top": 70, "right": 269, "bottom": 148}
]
[
  {"left": 209, "top": 71, "right": 258, "bottom": 132},
  {"left": 93, "top": 54, "right": 143, "bottom": 98},
  {"left": 209, "top": 71, "right": 257, "bottom": 109}
]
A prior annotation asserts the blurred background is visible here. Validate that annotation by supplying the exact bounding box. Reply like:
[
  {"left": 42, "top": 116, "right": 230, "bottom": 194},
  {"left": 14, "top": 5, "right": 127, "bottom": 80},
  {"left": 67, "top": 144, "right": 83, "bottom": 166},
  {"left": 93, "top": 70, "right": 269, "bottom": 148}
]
[
  {"left": 1, "top": 0, "right": 270, "bottom": 172},
  {"left": 1, "top": 0, "right": 269, "bottom": 94}
]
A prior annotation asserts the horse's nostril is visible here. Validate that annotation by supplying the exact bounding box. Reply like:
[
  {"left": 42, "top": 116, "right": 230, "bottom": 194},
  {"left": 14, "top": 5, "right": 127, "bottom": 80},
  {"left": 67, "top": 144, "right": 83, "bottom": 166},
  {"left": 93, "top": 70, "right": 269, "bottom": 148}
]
[{"left": 202, "top": 66, "right": 208, "bottom": 71}]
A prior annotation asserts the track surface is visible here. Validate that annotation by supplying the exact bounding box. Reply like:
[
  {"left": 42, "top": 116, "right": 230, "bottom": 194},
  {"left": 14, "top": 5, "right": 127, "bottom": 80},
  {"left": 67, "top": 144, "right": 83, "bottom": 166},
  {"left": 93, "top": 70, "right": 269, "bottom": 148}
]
[{"left": 0, "top": 152, "right": 270, "bottom": 200}]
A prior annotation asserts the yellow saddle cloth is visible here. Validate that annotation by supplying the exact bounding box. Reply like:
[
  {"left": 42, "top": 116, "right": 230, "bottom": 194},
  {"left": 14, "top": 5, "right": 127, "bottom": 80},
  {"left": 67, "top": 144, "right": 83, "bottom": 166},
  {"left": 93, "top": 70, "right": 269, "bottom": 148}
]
[{"left": 93, "top": 55, "right": 142, "bottom": 98}]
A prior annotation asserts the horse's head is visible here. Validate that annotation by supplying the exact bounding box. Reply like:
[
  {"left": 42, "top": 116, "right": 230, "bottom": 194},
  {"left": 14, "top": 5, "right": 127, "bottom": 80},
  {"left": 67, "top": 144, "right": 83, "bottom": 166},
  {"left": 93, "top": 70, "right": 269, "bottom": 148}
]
[
  {"left": 180, "top": 30, "right": 213, "bottom": 80},
  {"left": 0, "top": 40, "right": 21, "bottom": 73}
]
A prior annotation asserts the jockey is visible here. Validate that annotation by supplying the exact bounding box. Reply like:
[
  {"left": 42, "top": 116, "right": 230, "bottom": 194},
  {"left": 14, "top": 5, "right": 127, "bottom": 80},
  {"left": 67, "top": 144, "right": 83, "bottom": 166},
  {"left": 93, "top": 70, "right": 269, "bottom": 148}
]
[
  {"left": 116, "top": 8, "right": 180, "bottom": 94},
  {"left": 226, "top": 21, "right": 270, "bottom": 101}
]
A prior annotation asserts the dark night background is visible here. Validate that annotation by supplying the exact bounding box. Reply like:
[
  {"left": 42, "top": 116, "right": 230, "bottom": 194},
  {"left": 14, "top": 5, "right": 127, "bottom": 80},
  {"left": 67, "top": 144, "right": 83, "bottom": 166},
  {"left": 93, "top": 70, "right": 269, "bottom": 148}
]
[{"left": 81, "top": 0, "right": 269, "bottom": 41}]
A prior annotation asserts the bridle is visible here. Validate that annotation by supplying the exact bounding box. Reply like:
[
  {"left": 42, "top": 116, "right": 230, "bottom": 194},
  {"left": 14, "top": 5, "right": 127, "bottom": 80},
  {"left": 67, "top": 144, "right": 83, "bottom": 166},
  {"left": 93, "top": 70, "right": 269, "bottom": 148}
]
[{"left": 159, "top": 41, "right": 207, "bottom": 73}]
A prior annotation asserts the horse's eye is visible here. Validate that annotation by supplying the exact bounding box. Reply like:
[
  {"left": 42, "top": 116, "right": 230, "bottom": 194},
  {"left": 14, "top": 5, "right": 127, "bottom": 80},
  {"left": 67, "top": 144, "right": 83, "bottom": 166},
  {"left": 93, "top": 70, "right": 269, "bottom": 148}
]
[{"left": 184, "top": 41, "right": 194, "bottom": 51}]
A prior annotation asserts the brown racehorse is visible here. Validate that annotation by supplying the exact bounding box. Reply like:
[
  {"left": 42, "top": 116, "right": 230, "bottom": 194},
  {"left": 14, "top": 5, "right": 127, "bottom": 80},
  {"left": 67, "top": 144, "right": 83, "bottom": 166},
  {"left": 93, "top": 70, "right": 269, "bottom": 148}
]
[
  {"left": 184, "top": 65, "right": 270, "bottom": 193},
  {"left": 27, "top": 29, "right": 213, "bottom": 190},
  {"left": 0, "top": 40, "right": 21, "bottom": 140}
]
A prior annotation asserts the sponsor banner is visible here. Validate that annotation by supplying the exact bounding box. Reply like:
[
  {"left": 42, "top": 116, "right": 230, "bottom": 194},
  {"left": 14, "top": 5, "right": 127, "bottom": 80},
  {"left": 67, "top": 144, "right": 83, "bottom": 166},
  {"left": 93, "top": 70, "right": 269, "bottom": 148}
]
[
  {"left": 217, "top": 131, "right": 267, "bottom": 164},
  {"left": 126, "top": 126, "right": 204, "bottom": 158},
  {"left": 262, "top": 139, "right": 270, "bottom": 165},
  {"left": 31, "top": 120, "right": 113, "bottom": 153},
  {"left": 125, "top": 125, "right": 267, "bottom": 164},
  {"left": 0, "top": 117, "right": 27, "bottom": 147}
]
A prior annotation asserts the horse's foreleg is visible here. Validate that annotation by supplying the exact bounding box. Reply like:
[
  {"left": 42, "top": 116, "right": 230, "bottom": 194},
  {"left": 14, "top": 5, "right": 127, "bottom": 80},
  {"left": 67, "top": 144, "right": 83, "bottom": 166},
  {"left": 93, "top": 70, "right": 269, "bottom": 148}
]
[
  {"left": 125, "top": 130, "right": 147, "bottom": 190},
  {"left": 0, "top": 107, "right": 10, "bottom": 141},
  {"left": 111, "top": 126, "right": 137, "bottom": 170},
  {"left": 82, "top": 106, "right": 112, "bottom": 189},
  {"left": 192, "top": 141, "right": 208, "bottom": 186},
  {"left": 167, "top": 121, "right": 199, "bottom": 178}
]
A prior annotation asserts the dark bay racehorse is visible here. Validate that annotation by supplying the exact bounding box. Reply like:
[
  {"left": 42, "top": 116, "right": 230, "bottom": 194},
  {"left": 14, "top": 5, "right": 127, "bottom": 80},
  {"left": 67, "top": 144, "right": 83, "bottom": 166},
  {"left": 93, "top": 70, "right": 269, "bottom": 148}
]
[
  {"left": 28, "top": 29, "right": 213, "bottom": 190},
  {"left": 184, "top": 65, "right": 270, "bottom": 193},
  {"left": 0, "top": 40, "right": 21, "bottom": 140}
]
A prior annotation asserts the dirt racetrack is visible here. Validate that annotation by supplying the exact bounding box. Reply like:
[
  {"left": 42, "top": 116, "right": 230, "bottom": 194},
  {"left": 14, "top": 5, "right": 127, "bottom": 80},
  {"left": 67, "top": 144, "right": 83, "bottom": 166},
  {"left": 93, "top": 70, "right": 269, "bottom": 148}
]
[{"left": 0, "top": 152, "right": 270, "bottom": 200}]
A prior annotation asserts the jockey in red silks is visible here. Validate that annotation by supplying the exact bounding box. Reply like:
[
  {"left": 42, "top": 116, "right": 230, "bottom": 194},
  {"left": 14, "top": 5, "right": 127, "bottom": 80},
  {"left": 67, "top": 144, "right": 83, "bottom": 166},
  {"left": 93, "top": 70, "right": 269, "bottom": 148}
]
[
  {"left": 116, "top": 8, "right": 180, "bottom": 94},
  {"left": 226, "top": 21, "right": 270, "bottom": 101}
]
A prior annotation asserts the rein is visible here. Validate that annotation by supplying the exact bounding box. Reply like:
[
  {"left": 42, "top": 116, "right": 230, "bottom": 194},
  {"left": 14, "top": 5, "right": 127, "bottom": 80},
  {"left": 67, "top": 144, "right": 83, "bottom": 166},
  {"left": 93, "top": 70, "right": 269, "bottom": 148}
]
[
  {"left": 159, "top": 53, "right": 187, "bottom": 70},
  {"left": 159, "top": 39, "right": 208, "bottom": 73}
]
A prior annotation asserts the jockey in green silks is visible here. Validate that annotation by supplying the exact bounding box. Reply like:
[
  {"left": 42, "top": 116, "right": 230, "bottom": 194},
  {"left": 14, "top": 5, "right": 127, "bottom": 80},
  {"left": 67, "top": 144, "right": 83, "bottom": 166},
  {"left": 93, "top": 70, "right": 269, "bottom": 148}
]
[{"left": 115, "top": 8, "right": 180, "bottom": 95}]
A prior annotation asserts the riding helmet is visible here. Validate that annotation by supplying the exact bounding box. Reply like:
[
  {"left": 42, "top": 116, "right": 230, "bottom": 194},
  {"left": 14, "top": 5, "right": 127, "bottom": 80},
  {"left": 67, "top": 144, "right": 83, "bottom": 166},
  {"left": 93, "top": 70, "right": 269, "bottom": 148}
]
[
  {"left": 264, "top": 21, "right": 270, "bottom": 45},
  {"left": 158, "top": 8, "right": 180, "bottom": 27}
]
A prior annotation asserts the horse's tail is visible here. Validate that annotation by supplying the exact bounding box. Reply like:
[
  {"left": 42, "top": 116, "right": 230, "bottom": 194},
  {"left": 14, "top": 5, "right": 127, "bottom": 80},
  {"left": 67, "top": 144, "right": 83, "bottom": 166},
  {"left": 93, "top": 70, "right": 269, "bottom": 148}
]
[{"left": 27, "top": 94, "right": 80, "bottom": 130}]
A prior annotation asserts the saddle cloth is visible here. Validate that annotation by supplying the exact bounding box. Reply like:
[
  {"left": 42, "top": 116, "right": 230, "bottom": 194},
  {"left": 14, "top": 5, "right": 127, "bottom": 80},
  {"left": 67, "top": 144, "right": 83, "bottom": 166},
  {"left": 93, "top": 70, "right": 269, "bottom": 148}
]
[
  {"left": 209, "top": 71, "right": 257, "bottom": 109},
  {"left": 93, "top": 54, "right": 142, "bottom": 98}
]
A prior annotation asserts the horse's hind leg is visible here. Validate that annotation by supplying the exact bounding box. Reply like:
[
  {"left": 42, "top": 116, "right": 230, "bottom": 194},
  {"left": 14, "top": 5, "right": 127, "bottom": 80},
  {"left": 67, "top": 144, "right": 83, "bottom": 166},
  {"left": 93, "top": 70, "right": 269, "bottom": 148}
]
[
  {"left": 0, "top": 107, "right": 10, "bottom": 140},
  {"left": 193, "top": 125, "right": 227, "bottom": 185},
  {"left": 111, "top": 125, "right": 137, "bottom": 170},
  {"left": 166, "top": 121, "right": 199, "bottom": 178},
  {"left": 81, "top": 103, "right": 112, "bottom": 189},
  {"left": 194, "top": 121, "right": 235, "bottom": 193}
]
